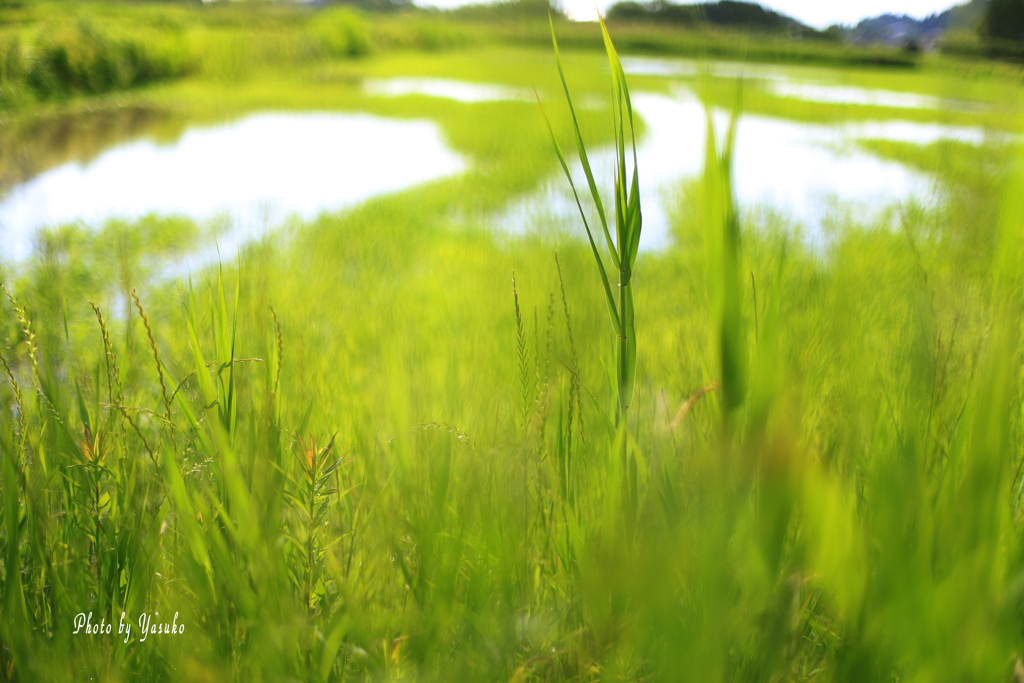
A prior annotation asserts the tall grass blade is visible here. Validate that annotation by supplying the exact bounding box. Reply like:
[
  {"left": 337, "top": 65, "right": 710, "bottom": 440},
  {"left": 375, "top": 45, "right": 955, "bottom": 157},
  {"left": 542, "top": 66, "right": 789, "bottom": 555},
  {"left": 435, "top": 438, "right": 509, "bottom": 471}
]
[
  {"left": 544, "top": 16, "right": 642, "bottom": 419},
  {"left": 536, "top": 96, "right": 622, "bottom": 337},
  {"left": 703, "top": 103, "right": 747, "bottom": 417}
]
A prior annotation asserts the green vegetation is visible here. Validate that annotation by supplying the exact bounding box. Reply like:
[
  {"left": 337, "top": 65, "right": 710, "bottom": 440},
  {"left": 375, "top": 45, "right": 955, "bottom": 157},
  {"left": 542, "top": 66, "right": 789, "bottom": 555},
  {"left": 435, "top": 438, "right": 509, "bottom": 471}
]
[
  {"left": 605, "top": 0, "right": 828, "bottom": 39},
  {"left": 543, "top": 16, "right": 645, "bottom": 540},
  {"left": 3, "top": 5, "right": 1024, "bottom": 683},
  {"left": 934, "top": 0, "right": 1024, "bottom": 62},
  {"left": 0, "top": 0, "right": 975, "bottom": 116},
  {"left": 497, "top": 19, "right": 921, "bottom": 66},
  {"left": 0, "top": 2, "right": 471, "bottom": 110},
  {"left": 985, "top": 0, "right": 1024, "bottom": 41}
]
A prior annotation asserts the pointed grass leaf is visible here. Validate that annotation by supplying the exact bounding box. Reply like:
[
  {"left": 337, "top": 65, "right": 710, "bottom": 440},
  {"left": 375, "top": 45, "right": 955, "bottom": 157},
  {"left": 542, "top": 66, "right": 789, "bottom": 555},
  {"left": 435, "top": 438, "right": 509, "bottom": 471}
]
[
  {"left": 703, "top": 107, "right": 748, "bottom": 414},
  {"left": 175, "top": 389, "right": 216, "bottom": 458},
  {"left": 185, "top": 279, "right": 218, "bottom": 410},
  {"left": 626, "top": 165, "right": 642, "bottom": 272},
  {"left": 548, "top": 13, "right": 618, "bottom": 271},
  {"left": 622, "top": 288, "right": 637, "bottom": 410},
  {"left": 162, "top": 445, "right": 216, "bottom": 604},
  {"left": 2, "top": 433, "right": 26, "bottom": 626},
  {"left": 537, "top": 96, "right": 623, "bottom": 337},
  {"left": 547, "top": 15, "right": 646, "bottom": 424}
]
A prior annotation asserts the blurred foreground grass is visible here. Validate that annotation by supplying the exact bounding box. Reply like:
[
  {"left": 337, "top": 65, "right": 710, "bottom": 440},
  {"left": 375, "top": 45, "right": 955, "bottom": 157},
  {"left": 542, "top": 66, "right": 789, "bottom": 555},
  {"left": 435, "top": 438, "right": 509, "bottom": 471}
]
[
  {"left": 5, "top": 140, "right": 1024, "bottom": 681},
  {"left": 3, "top": 10, "right": 1024, "bottom": 683}
]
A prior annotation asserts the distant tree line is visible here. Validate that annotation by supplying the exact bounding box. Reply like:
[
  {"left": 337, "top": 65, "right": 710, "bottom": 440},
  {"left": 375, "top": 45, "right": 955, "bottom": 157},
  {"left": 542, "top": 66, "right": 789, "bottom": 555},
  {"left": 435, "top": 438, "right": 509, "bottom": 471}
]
[
  {"left": 122, "top": 0, "right": 1024, "bottom": 48},
  {"left": 984, "top": 0, "right": 1024, "bottom": 41},
  {"left": 443, "top": 0, "right": 565, "bottom": 21},
  {"left": 604, "top": 0, "right": 827, "bottom": 38},
  {"left": 313, "top": 0, "right": 413, "bottom": 12}
]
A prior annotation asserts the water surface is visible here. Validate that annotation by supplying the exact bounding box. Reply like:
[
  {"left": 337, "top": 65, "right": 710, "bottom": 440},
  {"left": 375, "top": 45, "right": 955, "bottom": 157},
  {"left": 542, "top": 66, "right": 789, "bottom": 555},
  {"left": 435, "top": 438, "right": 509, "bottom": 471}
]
[
  {"left": 357, "top": 76, "right": 990, "bottom": 250},
  {"left": 621, "top": 56, "right": 792, "bottom": 81},
  {"left": 621, "top": 56, "right": 981, "bottom": 112},
  {"left": 0, "top": 112, "right": 466, "bottom": 263},
  {"left": 0, "top": 74, "right": 1001, "bottom": 265},
  {"left": 364, "top": 77, "right": 533, "bottom": 103},
  {"left": 767, "top": 81, "right": 946, "bottom": 110},
  {"left": 494, "top": 88, "right": 992, "bottom": 250}
]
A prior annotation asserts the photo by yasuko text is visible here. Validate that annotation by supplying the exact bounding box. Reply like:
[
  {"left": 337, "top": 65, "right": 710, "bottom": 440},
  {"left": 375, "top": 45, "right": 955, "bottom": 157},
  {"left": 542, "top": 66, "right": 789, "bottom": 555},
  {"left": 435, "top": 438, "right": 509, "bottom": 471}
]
[{"left": 73, "top": 612, "right": 185, "bottom": 643}]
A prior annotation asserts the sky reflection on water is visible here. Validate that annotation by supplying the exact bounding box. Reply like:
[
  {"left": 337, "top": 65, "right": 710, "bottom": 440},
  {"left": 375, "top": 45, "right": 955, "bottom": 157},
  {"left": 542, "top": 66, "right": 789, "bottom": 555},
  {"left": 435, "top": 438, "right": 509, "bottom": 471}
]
[
  {"left": 0, "top": 112, "right": 466, "bottom": 263},
  {"left": 0, "top": 75, "right": 1000, "bottom": 265}
]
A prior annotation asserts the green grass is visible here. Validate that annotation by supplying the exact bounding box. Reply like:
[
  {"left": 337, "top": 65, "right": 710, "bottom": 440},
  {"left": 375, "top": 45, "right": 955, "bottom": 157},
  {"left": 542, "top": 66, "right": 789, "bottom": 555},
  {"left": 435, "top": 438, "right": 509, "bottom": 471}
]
[
  {"left": 3, "top": 9, "right": 1024, "bottom": 683},
  {"left": 4, "top": 144, "right": 1023, "bottom": 681}
]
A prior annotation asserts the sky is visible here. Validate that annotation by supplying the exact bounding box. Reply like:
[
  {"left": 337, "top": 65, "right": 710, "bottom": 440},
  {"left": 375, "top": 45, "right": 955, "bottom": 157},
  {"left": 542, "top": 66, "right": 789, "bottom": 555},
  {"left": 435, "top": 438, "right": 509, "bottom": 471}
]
[{"left": 418, "top": 0, "right": 961, "bottom": 29}]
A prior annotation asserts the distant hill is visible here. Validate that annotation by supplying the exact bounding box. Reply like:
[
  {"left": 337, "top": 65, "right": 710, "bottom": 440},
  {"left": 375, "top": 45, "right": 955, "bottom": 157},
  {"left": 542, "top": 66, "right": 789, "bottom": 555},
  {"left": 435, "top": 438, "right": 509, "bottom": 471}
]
[
  {"left": 849, "top": 0, "right": 988, "bottom": 47},
  {"left": 444, "top": 0, "right": 565, "bottom": 21},
  {"left": 605, "top": 0, "right": 824, "bottom": 37}
]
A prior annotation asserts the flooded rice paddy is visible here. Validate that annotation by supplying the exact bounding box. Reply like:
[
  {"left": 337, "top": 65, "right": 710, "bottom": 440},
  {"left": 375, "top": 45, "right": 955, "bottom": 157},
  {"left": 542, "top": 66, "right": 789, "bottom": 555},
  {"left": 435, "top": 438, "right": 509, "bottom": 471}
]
[
  {"left": 0, "top": 112, "right": 465, "bottom": 263},
  {"left": 495, "top": 88, "right": 992, "bottom": 250},
  {"left": 0, "top": 61, "right": 1004, "bottom": 264}
]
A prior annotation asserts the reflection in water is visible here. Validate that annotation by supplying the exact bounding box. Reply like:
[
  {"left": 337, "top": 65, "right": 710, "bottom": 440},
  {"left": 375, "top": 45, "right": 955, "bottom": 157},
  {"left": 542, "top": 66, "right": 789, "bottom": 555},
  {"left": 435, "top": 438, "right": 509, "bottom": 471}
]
[
  {"left": 0, "top": 112, "right": 466, "bottom": 263},
  {"left": 364, "top": 78, "right": 533, "bottom": 103},
  {"left": 621, "top": 57, "right": 982, "bottom": 113},
  {"left": 767, "top": 81, "right": 946, "bottom": 110},
  {"left": 493, "top": 88, "right": 994, "bottom": 250},
  {"left": 621, "top": 56, "right": 793, "bottom": 81},
  {"left": 0, "top": 105, "right": 185, "bottom": 193},
  {"left": 0, "top": 77, "right": 1002, "bottom": 266}
]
